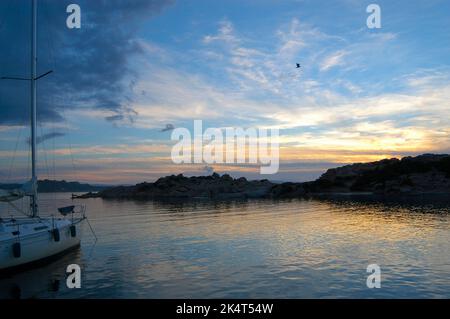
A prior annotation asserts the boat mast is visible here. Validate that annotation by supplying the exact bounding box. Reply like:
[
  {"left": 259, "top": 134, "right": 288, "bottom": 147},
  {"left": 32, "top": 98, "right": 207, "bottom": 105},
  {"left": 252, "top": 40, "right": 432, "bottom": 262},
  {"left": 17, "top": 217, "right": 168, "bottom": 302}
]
[{"left": 30, "top": 0, "right": 38, "bottom": 217}]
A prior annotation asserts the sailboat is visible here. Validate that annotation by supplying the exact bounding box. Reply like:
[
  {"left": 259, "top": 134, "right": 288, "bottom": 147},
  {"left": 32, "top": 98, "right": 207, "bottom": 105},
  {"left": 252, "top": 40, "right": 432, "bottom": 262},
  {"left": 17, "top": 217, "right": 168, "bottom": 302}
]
[{"left": 0, "top": 0, "right": 86, "bottom": 273}]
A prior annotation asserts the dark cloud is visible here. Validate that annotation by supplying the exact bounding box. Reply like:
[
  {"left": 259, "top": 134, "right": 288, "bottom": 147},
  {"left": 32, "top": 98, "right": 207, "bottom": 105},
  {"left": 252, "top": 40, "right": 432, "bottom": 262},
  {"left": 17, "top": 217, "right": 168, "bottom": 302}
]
[
  {"left": 105, "top": 114, "right": 125, "bottom": 122},
  {"left": 0, "top": 0, "right": 173, "bottom": 125},
  {"left": 105, "top": 107, "right": 138, "bottom": 124},
  {"left": 161, "top": 123, "right": 175, "bottom": 132}
]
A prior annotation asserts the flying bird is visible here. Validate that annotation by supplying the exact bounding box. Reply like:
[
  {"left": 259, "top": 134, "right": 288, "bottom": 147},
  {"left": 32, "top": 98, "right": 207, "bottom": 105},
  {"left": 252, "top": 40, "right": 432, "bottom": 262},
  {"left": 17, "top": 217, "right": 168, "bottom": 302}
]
[
  {"left": 161, "top": 124, "right": 175, "bottom": 132},
  {"left": 296, "top": 63, "right": 301, "bottom": 68}
]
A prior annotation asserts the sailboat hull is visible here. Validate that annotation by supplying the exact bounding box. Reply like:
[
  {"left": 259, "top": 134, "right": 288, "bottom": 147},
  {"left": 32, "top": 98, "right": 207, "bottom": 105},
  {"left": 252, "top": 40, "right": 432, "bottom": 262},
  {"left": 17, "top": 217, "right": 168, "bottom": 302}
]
[{"left": 0, "top": 218, "right": 84, "bottom": 274}]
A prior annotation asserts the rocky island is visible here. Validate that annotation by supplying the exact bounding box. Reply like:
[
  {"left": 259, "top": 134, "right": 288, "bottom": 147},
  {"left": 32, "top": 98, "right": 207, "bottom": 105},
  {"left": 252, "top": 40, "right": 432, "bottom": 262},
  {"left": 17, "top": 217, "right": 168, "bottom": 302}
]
[
  {"left": 76, "top": 154, "right": 450, "bottom": 200},
  {"left": 77, "top": 173, "right": 274, "bottom": 200}
]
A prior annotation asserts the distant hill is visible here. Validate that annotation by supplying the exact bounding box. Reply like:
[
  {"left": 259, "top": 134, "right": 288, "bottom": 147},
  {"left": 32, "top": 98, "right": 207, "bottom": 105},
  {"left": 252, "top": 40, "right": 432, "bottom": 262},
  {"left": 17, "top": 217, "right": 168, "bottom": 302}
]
[{"left": 0, "top": 180, "right": 108, "bottom": 193}]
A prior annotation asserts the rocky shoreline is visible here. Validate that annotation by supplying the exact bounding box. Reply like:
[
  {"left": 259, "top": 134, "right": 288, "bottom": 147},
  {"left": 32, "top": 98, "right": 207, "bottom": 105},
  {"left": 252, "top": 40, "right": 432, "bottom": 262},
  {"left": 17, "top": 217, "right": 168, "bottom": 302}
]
[
  {"left": 75, "top": 173, "right": 274, "bottom": 200},
  {"left": 75, "top": 154, "right": 450, "bottom": 200}
]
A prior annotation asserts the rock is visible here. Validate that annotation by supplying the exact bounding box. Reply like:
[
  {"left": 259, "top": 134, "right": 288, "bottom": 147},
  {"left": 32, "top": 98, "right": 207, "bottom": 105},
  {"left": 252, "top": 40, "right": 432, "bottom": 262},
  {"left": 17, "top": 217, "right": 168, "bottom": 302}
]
[
  {"left": 221, "top": 174, "right": 233, "bottom": 181},
  {"left": 316, "top": 154, "right": 450, "bottom": 194},
  {"left": 269, "top": 183, "right": 305, "bottom": 198},
  {"left": 76, "top": 154, "right": 450, "bottom": 200},
  {"left": 90, "top": 173, "right": 276, "bottom": 200}
]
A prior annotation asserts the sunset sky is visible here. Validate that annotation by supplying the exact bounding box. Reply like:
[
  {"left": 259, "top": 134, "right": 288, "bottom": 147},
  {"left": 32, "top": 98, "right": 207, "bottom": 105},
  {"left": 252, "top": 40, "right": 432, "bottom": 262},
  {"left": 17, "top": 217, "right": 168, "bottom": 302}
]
[{"left": 0, "top": 0, "right": 449, "bottom": 184}]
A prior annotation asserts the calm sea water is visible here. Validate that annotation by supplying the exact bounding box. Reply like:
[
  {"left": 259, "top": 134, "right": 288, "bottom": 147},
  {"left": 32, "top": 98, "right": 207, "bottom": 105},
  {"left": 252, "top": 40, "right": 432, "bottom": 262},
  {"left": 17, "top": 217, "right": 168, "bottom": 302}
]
[{"left": 1, "top": 193, "right": 449, "bottom": 299}]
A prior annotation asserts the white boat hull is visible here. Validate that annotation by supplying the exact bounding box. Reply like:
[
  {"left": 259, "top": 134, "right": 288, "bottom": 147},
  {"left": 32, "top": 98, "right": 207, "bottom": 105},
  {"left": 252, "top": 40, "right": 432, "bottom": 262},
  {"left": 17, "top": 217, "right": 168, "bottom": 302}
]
[{"left": 0, "top": 218, "right": 84, "bottom": 272}]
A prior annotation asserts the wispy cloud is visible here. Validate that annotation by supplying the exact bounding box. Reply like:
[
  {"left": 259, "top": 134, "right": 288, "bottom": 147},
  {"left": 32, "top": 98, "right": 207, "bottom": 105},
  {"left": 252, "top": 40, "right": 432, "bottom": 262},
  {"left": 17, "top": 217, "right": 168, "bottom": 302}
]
[
  {"left": 2, "top": 3, "right": 449, "bottom": 183},
  {"left": 203, "top": 20, "right": 237, "bottom": 44},
  {"left": 320, "top": 50, "right": 347, "bottom": 71}
]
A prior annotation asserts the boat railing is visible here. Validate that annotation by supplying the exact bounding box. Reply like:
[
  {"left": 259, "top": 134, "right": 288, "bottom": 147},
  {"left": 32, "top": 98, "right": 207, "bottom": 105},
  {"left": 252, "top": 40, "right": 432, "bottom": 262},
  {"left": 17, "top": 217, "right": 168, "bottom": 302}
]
[
  {"left": 69, "top": 205, "right": 87, "bottom": 221},
  {"left": 0, "top": 205, "right": 87, "bottom": 223}
]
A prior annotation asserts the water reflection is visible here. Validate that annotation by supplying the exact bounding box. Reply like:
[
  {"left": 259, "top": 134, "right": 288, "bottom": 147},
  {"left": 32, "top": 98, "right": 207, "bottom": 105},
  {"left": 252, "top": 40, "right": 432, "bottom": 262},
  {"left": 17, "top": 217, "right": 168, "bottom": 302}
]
[
  {"left": 0, "top": 193, "right": 449, "bottom": 298},
  {"left": 0, "top": 248, "right": 82, "bottom": 299}
]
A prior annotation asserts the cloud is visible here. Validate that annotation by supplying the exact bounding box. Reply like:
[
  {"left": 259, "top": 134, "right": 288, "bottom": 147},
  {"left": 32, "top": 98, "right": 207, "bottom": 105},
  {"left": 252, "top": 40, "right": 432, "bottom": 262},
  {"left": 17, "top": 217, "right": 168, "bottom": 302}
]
[
  {"left": 2, "top": 11, "right": 450, "bottom": 183},
  {"left": 110, "top": 20, "right": 450, "bottom": 147},
  {"left": 105, "top": 115, "right": 125, "bottom": 122},
  {"left": 402, "top": 69, "right": 450, "bottom": 89},
  {"left": 203, "top": 20, "right": 237, "bottom": 44},
  {"left": 161, "top": 124, "right": 175, "bottom": 132},
  {"left": 320, "top": 50, "right": 347, "bottom": 71},
  {"left": 0, "top": 0, "right": 174, "bottom": 125},
  {"left": 104, "top": 107, "right": 138, "bottom": 125},
  {"left": 201, "top": 19, "right": 306, "bottom": 95}
]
